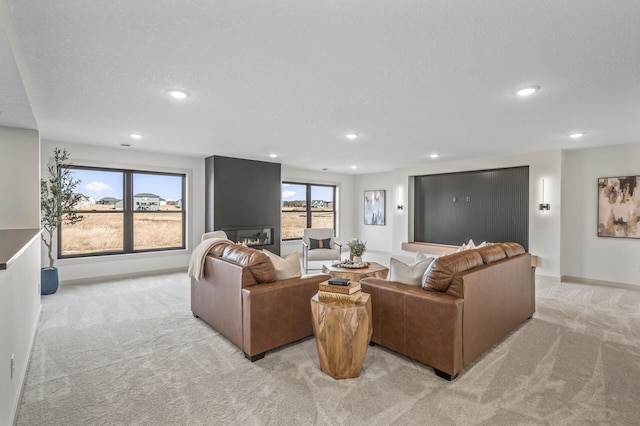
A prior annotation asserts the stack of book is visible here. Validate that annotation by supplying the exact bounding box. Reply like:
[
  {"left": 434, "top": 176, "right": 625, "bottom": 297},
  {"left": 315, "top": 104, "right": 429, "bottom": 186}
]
[{"left": 318, "top": 277, "right": 362, "bottom": 304}]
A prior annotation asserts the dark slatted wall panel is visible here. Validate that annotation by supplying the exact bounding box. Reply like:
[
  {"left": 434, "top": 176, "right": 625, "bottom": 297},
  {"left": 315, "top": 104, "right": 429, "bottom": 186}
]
[{"left": 414, "top": 166, "right": 529, "bottom": 250}]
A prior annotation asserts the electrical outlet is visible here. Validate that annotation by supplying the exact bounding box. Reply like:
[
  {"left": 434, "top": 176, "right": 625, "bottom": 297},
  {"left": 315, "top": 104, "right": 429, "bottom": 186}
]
[
  {"left": 637, "top": 264, "right": 640, "bottom": 272},
  {"left": 11, "top": 354, "right": 15, "bottom": 379}
]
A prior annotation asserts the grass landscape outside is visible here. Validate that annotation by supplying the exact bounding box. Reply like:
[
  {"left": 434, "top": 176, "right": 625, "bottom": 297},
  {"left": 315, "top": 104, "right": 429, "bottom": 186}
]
[
  {"left": 61, "top": 204, "right": 183, "bottom": 255},
  {"left": 281, "top": 209, "right": 334, "bottom": 240}
]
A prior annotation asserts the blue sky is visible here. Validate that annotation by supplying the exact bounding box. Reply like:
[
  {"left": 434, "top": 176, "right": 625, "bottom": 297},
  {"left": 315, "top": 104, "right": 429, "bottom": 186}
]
[
  {"left": 282, "top": 183, "right": 333, "bottom": 202},
  {"left": 69, "top": 169, "right": 182, "bottom": 201}
]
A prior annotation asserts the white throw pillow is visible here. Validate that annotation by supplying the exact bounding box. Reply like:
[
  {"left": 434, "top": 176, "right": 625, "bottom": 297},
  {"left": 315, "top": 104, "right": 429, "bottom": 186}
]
[
  {"left": 201, "top": 230, "right": 228, "bottom": 242},
  {"left": 415, "top": 251, "right": 429, "bottom": 262},
  {"left": 263, "top": 250, "right": 302, "bottom": 280},
  {"left": 455, "top": 238, "right": 476, "bottom": 252},
  {"left": 389, "top": 257, "right": 434, "bottom": 286}
]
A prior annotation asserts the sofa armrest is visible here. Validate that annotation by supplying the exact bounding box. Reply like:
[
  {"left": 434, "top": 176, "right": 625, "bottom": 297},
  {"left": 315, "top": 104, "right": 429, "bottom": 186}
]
[
  {"left": 360, "top": 278, "right": 463, "bottom": 376},
  {"left": 190, "top": 256, "right": 257, "bottom": 350},
  {"left": 456, "top": 253, "right": 533, "bottom": 366},
  {"left": 241, "top": 273, "right": 330, "bottom": 357}
]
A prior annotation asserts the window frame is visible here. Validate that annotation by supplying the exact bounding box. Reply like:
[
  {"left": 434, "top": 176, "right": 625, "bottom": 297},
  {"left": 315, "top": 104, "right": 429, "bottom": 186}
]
[
  {"left": 58, "top": 165, "right": 186, "bottom": 259},
  {"left": 281, "top": 181, "right": 336, "bottom": 241}
]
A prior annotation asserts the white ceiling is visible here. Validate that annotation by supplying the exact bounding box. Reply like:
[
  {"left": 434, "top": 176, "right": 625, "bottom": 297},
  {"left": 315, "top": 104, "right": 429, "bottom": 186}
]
[{"left": 2, "top": 1, "right": 639, "bottom": 174}]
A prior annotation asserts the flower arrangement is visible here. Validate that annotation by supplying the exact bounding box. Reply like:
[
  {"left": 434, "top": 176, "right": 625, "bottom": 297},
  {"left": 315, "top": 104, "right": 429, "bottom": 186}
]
[{"left": 347, "top": 239, "right": 367, "bottom": 257}]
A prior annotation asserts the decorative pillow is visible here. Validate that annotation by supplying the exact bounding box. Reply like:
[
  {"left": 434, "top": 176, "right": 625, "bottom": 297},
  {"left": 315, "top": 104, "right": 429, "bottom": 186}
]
[
  {"left": 456, "top": 239, "right": 476, "bottom": 252},
  {"left": 263, "top": 250, "right": 302, "bottom": 280},
  {"left": 201, "top": 230, "right": 228, "bottom": 242},
  {"left": 415, "top": 251, "right": 429, "bottom": 262},
  {"left": 309, "top": 237, "right": 332, "bottom": 250},
  {"left": 389, "top": 257, "right": 434, "bottom": 286}
]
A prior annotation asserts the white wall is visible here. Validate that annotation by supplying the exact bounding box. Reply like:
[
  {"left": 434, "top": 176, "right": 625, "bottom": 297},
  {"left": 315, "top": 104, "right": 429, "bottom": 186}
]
[
  {"left": 562, "top": 143, "right": 640, "bottom": 287},
  {"left": 356, "top": 150, "right": 563, "bottom": 277},
  {"left": 41, "top": 140, "right": 206, "bottom": 283},
  {"left": 0, "top": 126, "right": 41, "bottom": 426},
  {"left": 280, "top": 166, "right": 355, "bottom": 256},
  {"left": 0, "top": 126, "right": 40, "bottom": 228}
]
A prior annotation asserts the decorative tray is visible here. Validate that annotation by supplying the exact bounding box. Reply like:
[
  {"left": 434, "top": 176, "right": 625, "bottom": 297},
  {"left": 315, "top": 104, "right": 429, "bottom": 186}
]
[{"left": 332, "top": 261, "right": 369, "bottom": 269}]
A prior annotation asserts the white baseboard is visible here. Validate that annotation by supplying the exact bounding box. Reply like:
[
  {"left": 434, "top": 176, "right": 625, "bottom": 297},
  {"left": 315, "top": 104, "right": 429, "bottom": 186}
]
[
  {"left": 561, "top": 275, "right": 639, "bottom": 291},
  {"left": 61, "top": 267, "right": 187, "bottom": 286}
]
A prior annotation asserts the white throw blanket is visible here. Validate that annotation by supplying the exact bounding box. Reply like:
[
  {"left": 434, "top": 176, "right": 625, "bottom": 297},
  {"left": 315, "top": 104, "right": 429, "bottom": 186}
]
[{"left": 188, "top": 238, "right": 232, "bottom": 281}]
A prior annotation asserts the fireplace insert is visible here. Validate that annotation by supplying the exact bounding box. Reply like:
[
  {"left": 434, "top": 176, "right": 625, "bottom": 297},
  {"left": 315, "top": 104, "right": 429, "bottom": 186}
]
[{"left": 222, "top": 227, "right": 274, "bottom": 248}]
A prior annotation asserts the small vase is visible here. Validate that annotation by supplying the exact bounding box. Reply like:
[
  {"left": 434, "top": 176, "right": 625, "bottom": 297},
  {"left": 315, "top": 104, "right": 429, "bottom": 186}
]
[
  {"left": 353, "top": 256, "right": 362, "bottom": 264},
  {"left": 41, "top": 267, "right": 59, "bottom": 295}
]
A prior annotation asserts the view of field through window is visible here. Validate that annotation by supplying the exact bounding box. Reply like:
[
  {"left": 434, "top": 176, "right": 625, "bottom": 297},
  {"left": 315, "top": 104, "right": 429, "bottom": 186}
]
[
  {"left": 60, "top": 168, "right": 184, "bottom": 256},
  {"left": 282, "top": 183, "right": 335, "bottom": 239}
]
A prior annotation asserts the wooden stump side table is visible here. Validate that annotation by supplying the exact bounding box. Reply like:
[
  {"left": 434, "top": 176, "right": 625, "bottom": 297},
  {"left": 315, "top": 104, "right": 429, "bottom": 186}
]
[{"left": 310, "top": 292, "right": 373, "bottom": 379}]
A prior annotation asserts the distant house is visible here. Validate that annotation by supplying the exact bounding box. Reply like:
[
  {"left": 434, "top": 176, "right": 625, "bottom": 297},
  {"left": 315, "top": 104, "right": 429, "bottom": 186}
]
[
  {"left": 311, "top": 200, "right": 333, "bottom": 209},
  {"left": 134, "top": 193, "right": 160, "bottom": 211},
  {"left": 98, "top": 197, "right": 119, "bottom": 205},
  {"left": 75, "top": 194, "right": 95, "bottom": 208}
]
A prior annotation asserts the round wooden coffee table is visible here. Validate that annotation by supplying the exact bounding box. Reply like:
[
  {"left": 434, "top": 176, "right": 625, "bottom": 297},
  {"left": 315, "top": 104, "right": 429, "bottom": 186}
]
[{"left": 321, "top": 261, "right": 389, "bottom": 282}]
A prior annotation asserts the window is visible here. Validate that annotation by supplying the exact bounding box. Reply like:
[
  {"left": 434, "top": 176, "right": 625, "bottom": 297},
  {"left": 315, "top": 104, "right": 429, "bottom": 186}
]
[
  {"left": 59, "top": 166, "right": 185, "bottom": 258},
  {"left": 282, "top": 182, "right": 336, "bottom": 240}
]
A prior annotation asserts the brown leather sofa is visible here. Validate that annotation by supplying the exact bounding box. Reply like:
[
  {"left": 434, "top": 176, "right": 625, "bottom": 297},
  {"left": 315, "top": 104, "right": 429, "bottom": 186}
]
[
  {"left": 360, "top": 242, "right": 535, "bottom": 381},
  {"left": 190, "top": 241, "right": 330, "bottom": 361}
]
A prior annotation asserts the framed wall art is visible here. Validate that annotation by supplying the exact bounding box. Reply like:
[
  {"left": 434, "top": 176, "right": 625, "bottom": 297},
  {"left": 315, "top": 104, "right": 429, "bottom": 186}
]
[
  {"left": 597, "top": 176, "right": 640, "bottom": 238},
  {"left": 364, "top": 190, "right": 385, "bottom": 225}
]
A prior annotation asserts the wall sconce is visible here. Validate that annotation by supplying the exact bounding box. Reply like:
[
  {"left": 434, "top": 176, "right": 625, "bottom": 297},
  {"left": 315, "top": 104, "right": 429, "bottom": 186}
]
[
  {"left": 539, "top": 179, "right": 550, "bottom": 211},
  {"left": 397, "top": 204, "right": 404, "bottom": 210}
]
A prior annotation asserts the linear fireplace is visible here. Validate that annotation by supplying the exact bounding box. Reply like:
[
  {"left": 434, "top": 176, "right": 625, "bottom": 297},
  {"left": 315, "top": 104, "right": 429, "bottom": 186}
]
[{"left": 223, "top": 227, "right": 274, "bottom": 248}]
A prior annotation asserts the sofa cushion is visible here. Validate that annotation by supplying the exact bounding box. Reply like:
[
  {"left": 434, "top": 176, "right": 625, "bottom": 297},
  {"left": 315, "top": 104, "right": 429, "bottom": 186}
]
[
  {"left": 423, "top": 250, "right": 483, "bottom": 292},
  {"left": 263, "top": 250, "right": 302, "bottom": 280},
  {"left": 389, "top": 256, "right": 434, "bottom": 286},
  {"left": 222, "top": 244, "right": 277, "bottom": 283},
  {"left": 475, "top": 245, "right": 506, "bottom": 264},
  {"left": 498, "top": 242, "right": 525, "bottom": 258},
  {"left": 309, "top": 237, "right": 332, "bottom": 249}
]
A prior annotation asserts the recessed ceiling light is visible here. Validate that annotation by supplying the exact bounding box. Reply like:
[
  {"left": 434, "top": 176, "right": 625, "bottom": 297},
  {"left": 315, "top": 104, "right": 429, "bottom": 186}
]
[
  {"left": 130, "top": 133, "right": 142, "bottom": 140},
  {"left": 430, "top": 153, "right": 439, "bottom": 159},
  {"left": 269, "top": 153, "right": 278, "bottom": 158},
  {"left": 346, "top": 133, "right": 359, "bottom": 140},
  {"left": 168, "top": 90, "right": 188, "bottom": 99},
  {"left": 351, "top": 165, "right": 357, "bottom": 170},
  {"left": 569, "top": 132, "right": 585, "bottom": 139},
  {"left": 514, "top": 86, "right": 540, "bottom": 97}
]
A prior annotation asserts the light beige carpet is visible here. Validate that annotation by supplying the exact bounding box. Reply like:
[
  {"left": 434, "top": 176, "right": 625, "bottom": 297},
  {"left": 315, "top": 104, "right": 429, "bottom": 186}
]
[{"left": 16, "top": 273, "right": 640, "bottom": 425}]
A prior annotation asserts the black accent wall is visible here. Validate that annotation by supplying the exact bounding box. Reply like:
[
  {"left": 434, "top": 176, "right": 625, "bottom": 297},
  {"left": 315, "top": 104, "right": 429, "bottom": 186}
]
[
  {"left": 414, "top": 166, "right": 529, "bottom": 250},
  {"left": 205, "top": 155, "right": 281, "bottom": 255}
]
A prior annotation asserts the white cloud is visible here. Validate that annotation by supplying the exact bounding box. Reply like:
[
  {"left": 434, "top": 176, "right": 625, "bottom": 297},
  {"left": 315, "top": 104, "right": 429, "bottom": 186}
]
[
  {"left": 282, "top": 190, "right": 297, "bottom": 198},
  {"left": 85, "top": 181, "right": 112, "bottom": 192}
]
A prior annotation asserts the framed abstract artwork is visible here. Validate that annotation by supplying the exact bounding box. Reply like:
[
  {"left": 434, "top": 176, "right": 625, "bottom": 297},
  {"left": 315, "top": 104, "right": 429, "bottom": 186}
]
[
  {"left": 597, "top": 176, "right": 640, "bottom": 238},
  {"left": 364, "top": 190, "right": 385, "bottom": 225}
]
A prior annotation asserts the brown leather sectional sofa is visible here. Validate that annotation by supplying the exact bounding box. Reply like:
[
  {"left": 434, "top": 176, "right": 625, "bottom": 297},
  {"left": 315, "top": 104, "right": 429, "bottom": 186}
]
[
  {"left": 360, "top": 242, "right": 535, "bottom": 380},
  {"left": 190, "top": 241, "right": 330, "bottom": 361}
]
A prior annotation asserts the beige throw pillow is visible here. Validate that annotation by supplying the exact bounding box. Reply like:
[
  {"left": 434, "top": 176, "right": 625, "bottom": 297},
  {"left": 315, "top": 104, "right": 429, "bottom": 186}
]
[
  {"left": 263, "top": 250, "right": 302, "bottom": 280},
  {"left": 389, "top": 256, "right": 434, "bottom": 286}
]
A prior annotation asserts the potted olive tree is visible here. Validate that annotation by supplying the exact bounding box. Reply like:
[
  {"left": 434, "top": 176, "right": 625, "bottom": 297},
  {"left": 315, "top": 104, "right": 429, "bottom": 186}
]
[{"left": 40, "top": 148, "right": 83, "bottom": 294}]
